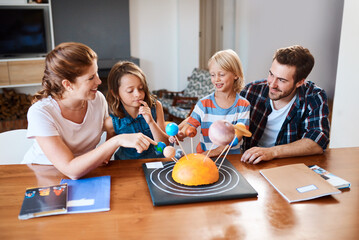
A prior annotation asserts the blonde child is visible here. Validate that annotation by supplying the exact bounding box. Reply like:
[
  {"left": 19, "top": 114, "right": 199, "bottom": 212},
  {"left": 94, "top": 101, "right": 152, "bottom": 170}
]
[
  {"left": 174, "top": 49, "right": 250, "bottom": 157},
  {"left": 104, "top": 61, "right": 168, "bottom": 160}
]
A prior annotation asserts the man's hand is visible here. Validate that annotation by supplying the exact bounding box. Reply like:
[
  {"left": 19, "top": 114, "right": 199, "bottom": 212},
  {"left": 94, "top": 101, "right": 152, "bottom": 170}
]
[
  {"left": 241, "top": 147, "right": 276, "bottom": 164},
  {"left": 241, "top": 139, "right": 323, "bottom": 164}
]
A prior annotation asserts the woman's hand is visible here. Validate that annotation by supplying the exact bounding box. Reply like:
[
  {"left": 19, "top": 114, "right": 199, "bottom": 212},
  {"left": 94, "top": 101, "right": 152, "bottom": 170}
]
[{"left": 116, "top": 132, "right": 157, "bottom": 153}]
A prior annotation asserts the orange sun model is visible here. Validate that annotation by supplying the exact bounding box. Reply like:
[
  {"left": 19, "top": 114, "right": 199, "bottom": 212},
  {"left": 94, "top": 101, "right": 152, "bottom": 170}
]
[{"left": 172, "top": 153, "right": 219, "bottom": 186}]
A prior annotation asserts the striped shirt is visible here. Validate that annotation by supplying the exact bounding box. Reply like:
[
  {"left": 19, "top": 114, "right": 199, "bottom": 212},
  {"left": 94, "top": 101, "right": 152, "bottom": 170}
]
[
  {"left": 240, "top": 79, "right": 330, "bottom": 151},
  {"left": 187, "top": 92, "right": 250, "bottom": 154}
]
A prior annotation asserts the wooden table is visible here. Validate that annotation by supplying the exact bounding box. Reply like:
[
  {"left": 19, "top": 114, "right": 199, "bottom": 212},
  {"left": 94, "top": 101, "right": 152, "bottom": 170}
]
[{"left": 0, "top": 148, "right": 358, "bottom": 239}]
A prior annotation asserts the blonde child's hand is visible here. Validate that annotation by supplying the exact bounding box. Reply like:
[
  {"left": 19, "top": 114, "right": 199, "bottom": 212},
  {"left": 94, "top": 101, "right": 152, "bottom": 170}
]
[
  {"left": 177, "top": 131, "right": 186, "bottom": 141},
  {"left": 138, "top": 100, "right": 154, "bottom": 124},
  {"left": 168, "top": 131, "right": 185, "bottom": 144},
  {"left": 168, "top": 136, "right": 177, "bottom": 144}
]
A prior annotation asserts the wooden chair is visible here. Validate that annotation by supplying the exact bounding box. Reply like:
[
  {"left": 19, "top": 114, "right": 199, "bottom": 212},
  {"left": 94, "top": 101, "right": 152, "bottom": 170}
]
[{"left": 154, "top": 68, "right": 214, "bottom": 123}]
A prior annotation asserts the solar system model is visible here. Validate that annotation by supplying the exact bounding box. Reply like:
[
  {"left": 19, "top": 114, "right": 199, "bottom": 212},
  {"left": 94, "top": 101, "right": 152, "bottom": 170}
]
[{"left": 155, "top": 120, "right": 252, "bottom": 186}]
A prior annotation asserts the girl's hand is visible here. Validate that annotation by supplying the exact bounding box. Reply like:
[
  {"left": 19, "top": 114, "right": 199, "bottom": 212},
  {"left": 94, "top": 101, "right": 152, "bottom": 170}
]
[{"left": 138, "top": 100, "right": 154, "bottom": 124}]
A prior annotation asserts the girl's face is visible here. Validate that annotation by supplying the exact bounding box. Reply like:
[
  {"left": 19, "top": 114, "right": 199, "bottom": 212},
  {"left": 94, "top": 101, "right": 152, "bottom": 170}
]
[
  {"left": 72, "top": 60, "right": 101, "bottom": 100},
  {"left": 209, "top": 61, "right": 237, "bottom": 93},
  {"left": 118, "top": 74, "right": 145, "bottom": 109}
]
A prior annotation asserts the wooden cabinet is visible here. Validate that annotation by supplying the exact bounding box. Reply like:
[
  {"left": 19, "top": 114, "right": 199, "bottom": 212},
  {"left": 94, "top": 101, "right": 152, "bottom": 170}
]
[
  {"left": 0, "top": 59, "right": 45, "bottom": 87},
  {"left": 0, "top": 62, "right": 9, "bottom": 86},
  {"left": 8, "top": 60, "right": 45, "bottom": 85}
]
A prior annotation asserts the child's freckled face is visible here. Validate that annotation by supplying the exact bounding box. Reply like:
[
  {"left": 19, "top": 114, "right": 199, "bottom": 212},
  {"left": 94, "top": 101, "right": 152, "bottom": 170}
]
[
  {"left": 118, "top": 74, "right": 145, "bottom": 108},
  {"left": 209, "top": 62, "right": 236, "bottom": 92}
]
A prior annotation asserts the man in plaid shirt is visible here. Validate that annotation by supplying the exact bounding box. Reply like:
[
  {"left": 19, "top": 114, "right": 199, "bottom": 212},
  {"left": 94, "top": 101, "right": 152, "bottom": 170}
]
[{"left": 240, "top": 45, "right": 330, "bottom": 164}]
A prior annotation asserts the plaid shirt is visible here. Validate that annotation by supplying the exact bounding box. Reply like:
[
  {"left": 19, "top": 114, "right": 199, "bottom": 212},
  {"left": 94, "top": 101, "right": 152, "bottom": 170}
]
[{"left": 240, "top": 79, "right": 330, "bottom": 151}]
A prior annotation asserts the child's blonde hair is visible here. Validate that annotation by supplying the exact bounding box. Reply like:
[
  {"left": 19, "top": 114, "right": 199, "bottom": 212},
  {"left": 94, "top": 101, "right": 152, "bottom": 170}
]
[
  {"left": 208, "top": 49, "right": 244, "bottom": 93},
  {"left": 106, "top": 61, "right": 155, "bottom": 118}
]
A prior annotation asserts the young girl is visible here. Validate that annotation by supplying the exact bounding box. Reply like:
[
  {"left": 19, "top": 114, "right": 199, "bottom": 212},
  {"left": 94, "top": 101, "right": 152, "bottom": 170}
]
[
  {"left": 174, "top": 49, "right": 250, "bottom": 157},
  {"left": 104, "top": 61, "right": 169, "bottom": 160}
]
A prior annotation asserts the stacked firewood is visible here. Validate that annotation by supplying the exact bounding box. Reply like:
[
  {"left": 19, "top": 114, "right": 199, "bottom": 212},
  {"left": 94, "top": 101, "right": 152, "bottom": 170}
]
[{"left": 0, "top": 89, "right": 32, "bottom": 121}]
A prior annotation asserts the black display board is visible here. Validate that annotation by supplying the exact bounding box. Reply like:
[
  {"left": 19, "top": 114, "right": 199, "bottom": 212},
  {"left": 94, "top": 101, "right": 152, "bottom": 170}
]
[{"left": 142, "top": 159, "right": 258, "bottom": 206}]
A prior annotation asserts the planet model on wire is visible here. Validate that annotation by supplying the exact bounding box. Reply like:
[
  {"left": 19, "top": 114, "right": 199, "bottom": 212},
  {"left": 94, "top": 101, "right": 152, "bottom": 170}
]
[
  {"left": 155, "top": 142, "right": 166, "bottom": 154},
  {"left": 163, "top": 146, "right": 176, "bottom": 159},
  {"left": 185, "top": 126, "right": 197, "bottom": 138},
  {"left": 208, "top": 120, "right": 235, "bottom": 146},
  {"left": 233, "top": 123, "right": 252, "bottom": 137},
  {"left": 165, "top": 122, "right": 179, "bottom": 136}
]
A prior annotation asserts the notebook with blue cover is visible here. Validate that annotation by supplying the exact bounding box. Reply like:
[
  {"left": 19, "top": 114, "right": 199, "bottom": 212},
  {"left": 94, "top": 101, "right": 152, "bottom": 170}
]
[{"left": 60, "top": 175, "right": 111, "bottom": 213}]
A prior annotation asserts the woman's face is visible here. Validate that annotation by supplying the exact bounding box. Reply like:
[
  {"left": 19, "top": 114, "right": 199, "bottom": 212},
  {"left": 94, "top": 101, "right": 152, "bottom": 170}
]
[
  {"left": 71, "top": 60, "right": 102, "bottom": 100},
  {"left": 118, "top": 73, "right": 145, "bottom": 110}
]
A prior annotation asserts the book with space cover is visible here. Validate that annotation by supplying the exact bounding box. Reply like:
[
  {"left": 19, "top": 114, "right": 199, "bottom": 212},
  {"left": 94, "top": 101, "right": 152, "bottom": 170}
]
[
  {"left": 60, "top": 176, "right": 111, "bottom": 213},
  {"left": 18, "top": 184, "right": 68, "bottom": 220},
  {"left": 260, "top": 163, "right": 341, "bottom": 203},
  {"left": 309, "top": 165, "right": 351, "bottom": 189}
]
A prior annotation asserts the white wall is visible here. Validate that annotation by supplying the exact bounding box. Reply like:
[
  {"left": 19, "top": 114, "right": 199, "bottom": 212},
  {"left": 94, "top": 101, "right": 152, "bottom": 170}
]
[
  {"left": 234, "top": 0, "right": 344, "bottom": 100},
  {"left": 177, "top": 0, "right": 200, "bottom": 91},
  {"left": 129, "top": 0, "right": 199, "bottom": 92},
  {"left": 329, "top": 0, "right": 359, "bottom": 148},
  {"left": 222, "top": 0, "right": 236, "bottom": 50}
]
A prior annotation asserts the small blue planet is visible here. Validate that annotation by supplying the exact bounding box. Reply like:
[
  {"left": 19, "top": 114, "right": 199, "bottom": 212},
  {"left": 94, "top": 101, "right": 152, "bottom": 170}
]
[{"left": 166, "top": 122, "right": 179, "bottom": 136}]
